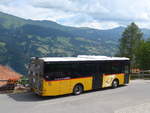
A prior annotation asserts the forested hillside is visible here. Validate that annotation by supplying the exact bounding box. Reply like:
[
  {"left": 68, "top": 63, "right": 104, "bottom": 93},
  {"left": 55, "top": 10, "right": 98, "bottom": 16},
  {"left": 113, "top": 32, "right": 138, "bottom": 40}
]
[{"left": 0, "top": 12, "right": 149, "bottom": 74}]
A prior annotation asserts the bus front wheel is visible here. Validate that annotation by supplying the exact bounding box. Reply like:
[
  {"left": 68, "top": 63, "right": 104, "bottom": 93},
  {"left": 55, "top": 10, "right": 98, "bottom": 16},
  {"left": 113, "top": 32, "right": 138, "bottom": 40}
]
[
  {"left": 112, "top": 79, "right": 119, "bottom": 88},
  {"left": 73, "top": 84, "right": 83, "bottom": 95}
]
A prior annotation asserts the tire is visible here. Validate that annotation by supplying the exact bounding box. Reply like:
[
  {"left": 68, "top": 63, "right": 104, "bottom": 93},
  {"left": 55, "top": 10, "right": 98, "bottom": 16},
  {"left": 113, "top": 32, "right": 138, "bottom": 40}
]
[
  {"left": 73, "top": 84, "right": 83, "bottom": 95},
  {"left": 112, "top": 80, "right": 119, "bottom": 88}
]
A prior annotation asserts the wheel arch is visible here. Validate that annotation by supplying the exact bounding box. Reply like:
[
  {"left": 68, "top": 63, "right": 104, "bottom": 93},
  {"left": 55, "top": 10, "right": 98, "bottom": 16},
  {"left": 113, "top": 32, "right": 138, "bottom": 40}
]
[
  {"left": 113, "top": 78, "right": 119, "bottom": 84},
  {"left": 73, "top": 83, "right": 84, "bottom": 92}
]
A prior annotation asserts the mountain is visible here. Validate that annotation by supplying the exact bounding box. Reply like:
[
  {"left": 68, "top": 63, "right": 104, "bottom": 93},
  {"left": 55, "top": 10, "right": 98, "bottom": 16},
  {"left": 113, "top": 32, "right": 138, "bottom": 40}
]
[{"left": 0, "top": 12, "right": 150, "bottom": 74}]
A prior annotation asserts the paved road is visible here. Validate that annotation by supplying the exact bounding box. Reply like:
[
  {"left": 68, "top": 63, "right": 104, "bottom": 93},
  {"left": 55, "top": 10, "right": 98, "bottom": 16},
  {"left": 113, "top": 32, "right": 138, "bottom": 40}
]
[{"left": 0, "top": 80, "right": 150, "bottom": 113}]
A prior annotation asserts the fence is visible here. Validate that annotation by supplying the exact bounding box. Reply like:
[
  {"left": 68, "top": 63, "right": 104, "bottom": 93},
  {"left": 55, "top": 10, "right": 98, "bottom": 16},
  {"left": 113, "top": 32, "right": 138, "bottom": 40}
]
[
  {"left": 130, "top": 70, "right": 150, "bottom": 80},
  {"left": 0, "top": 80, "right": 16, "bottom": 91}
]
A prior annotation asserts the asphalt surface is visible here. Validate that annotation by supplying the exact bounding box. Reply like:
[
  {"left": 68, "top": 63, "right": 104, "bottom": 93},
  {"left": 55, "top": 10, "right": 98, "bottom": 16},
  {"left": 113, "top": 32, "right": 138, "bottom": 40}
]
[{"left": 0, "top": 80, "right": 150, "bottom": 113}]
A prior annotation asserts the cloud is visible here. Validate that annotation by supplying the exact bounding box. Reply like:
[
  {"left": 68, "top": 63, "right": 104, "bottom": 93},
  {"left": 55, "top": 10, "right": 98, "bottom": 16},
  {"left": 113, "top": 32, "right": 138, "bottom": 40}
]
[
  {"left": 0, "top": 0, "right": 12, "bottom": 4},
  {"left": 31, "top": 0, "right": 108, "bottom": 17},
  {"left": 30, "top": 0, "right": 150, "bottom": 28},
  {"left": 0, "top": 0, "right": 67, "bottom": 22},
  {"left": 1, "top": 0, "right": 150, "bottom": 29},
  {"left": 99, "top": 0, "right": 150, "bottom": 22}
]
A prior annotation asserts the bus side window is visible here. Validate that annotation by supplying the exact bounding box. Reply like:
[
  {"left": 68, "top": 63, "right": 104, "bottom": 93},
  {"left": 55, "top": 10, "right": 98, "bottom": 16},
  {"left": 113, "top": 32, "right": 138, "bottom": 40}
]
[
  {"left": 80, "top": 63, "right": 98, "bottom": 76},
  {"left": 101, "top": 62, "right": 112, "bottom": 74},
  {"left": 69, "top": 63, "right": 80, "bottom": 78},
  {"left": 111, "top": 62, "right": 123, "bottom": 74}
]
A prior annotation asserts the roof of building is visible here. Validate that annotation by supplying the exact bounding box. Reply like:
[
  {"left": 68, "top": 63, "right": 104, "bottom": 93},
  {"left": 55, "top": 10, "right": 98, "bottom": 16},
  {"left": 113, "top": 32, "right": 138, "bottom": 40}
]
[
  {"left": 0, "top": 65, "right": 22, "bottom": 81},
  {"left": 38, "top": 55, "right": 129, "bottom": 62}
]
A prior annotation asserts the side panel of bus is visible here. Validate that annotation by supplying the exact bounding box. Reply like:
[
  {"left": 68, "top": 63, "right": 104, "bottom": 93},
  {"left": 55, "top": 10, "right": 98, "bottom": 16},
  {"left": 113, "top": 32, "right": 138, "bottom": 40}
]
[
  {"left": 42, "top": 77, "right": 93, "bottom": 96},
  {"left": 102, "top": 74, "right": 125, "bottom": 88},
  {"left": 59, "top": 79, "right": 71, "bottom": 95},
  {"left": 42, "top": 80, "right": 60, "bottom": 96},
  {"left": 100, "top": 60, "right": 129, "bottom": 88},
  {"left": 69, "top": 77, "right": 93, "bottom": 93},
  {"left": 40, "top": 60, "right": 130, "bottom": 96}
]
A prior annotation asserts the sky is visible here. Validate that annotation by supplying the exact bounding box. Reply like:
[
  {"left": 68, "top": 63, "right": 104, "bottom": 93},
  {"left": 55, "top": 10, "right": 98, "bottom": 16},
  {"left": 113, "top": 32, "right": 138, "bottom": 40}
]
[{"left": 0, "top": 0, "right": 150, "bottom": 29}]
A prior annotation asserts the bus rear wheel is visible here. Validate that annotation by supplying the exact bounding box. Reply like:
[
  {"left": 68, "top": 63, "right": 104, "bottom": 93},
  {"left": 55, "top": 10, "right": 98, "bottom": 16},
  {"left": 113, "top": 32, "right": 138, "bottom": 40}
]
[
  {"left": 112, "top": 79, "right": 119, "bottom": 88},
  {"left": 73, "top": 84, "right": 83, "bottom": 95}
]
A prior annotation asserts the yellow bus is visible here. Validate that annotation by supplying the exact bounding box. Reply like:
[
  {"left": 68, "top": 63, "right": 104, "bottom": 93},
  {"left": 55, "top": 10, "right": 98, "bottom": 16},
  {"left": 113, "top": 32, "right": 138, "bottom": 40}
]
[{"left": 28, "top": 55, "right": 130, "bottom": 96}]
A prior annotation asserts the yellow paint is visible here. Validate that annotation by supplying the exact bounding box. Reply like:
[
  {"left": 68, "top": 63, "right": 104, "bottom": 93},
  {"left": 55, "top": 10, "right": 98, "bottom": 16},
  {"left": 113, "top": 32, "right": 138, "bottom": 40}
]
[
  {"left": 42, "top": 80, "right": 60, "bottom": 96},
  {"left": 102, "top": 73, "right": 125, "bottom": 88},
  {"left": 115, "top": 73, "right": 125, "bottom": 85},
  {"left": 39, "top": 77, "right": 93, "bottom": 96},
  {"left": 32, "top": 74, "right": 126, "bottom": 96},
  {"left": 69, "top": 77, "right": 93, "bottom": 92},
  {"left": 102, "top": 74, "right": 115, "bottom": 88}
]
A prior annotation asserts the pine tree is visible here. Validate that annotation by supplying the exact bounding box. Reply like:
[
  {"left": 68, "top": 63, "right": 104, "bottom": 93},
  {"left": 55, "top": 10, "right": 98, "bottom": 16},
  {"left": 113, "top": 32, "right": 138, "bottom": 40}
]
[
  {"left": 136, "top": 39, "right": 150, "bottom": 70},
  {"left": 117, "top": 22, "right": 143, "bottom": 68}
]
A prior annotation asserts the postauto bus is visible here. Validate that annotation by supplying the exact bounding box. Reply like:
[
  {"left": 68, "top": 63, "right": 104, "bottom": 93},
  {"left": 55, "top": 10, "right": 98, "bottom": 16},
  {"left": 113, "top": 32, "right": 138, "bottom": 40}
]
[{"left": 28, "top": 55, "right": 130, "bottom": 96}]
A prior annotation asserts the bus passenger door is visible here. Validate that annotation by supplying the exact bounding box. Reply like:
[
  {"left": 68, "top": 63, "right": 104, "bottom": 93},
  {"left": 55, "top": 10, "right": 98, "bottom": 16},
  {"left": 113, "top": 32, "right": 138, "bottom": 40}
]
[{"left": 92, "top": 72, "right": 103, "bottom": 89}]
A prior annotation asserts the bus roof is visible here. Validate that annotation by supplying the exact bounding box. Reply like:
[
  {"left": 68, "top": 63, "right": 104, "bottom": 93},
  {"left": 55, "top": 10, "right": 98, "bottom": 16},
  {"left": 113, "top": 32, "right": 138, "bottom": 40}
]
[{"left": 38, "top": 55, "right": 129, "bottom": 62}]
